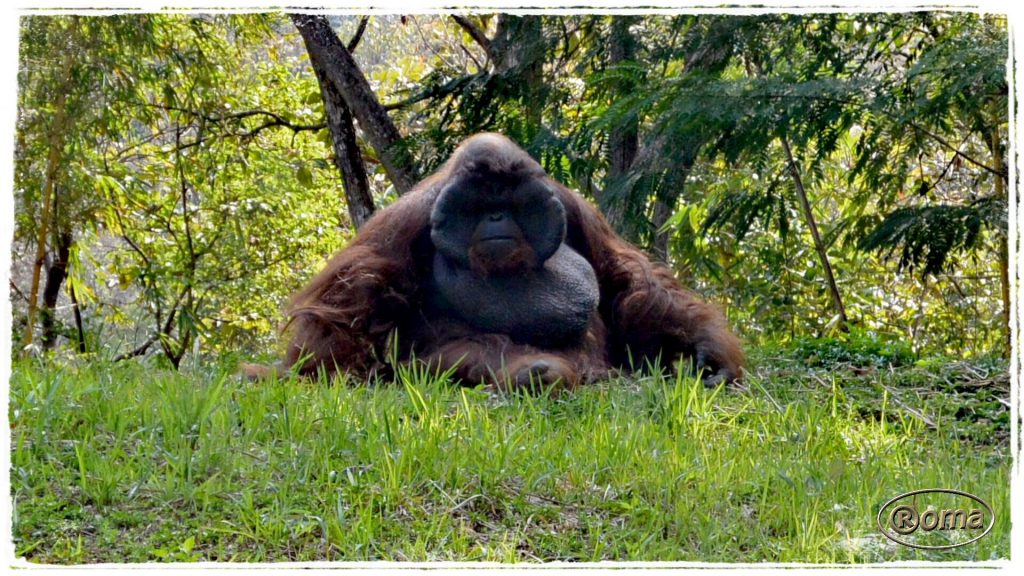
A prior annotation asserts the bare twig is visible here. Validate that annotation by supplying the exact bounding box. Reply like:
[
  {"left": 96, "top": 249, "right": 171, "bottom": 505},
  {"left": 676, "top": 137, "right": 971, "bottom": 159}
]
[
  {"left": 113, "top": 334, "right": 158, "bottom": 362},
  {"left": 9, "top": 280, "right": 29, "bottom": 303}
]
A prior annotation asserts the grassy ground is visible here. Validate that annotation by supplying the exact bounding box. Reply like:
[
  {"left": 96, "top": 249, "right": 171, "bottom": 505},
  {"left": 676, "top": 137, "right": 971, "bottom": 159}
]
[{"left": 9, "top": 343, "right": 1011, "bottom": 563}]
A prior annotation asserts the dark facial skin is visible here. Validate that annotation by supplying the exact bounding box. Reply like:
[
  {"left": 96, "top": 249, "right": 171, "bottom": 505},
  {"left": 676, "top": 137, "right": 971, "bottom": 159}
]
[
  {"left": 428, "top": 171, "right": 599, "bottom": 347},
  {"left": 430, "top": 172, "right": 566, "bottom": 275}
]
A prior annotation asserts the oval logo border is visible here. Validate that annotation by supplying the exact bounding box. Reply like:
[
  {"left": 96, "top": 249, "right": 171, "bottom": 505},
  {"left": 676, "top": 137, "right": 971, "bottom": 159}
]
[{"left": 876, "top": 488, "right": 995, "bottom": 550}]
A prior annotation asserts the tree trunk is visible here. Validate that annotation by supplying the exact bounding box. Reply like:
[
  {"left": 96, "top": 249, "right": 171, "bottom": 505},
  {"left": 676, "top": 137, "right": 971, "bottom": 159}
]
[
  {"left": 26, "top": 54, "right": 72, "bottom": 348},
  {"left": 781, "top": 136, "right": 849, "bottom": 331},
  {"left": 650, "top": 184, "right": 680, "bottom": 263},
  {"left": 633, "top": 18, "right": 735, "bottom": 256},
  {"left": 291, "top": 14, "right": 419, "bottom": 193},
  {"left": 650, "top": 142, "right": 701, "bottom": 263},
  {"left": 68, "top": 275, "right": 86, "bottom": 354},
  {"left": 310, "top": 49, "right": 375, "bottom": 229},
  {"left": 40, "top": 230, "right": 72, "bottom": 350},
  {"left": 991, "top": 127, "right": 1011, "bottom": 357},
  {"left": 166, "top": 326, "right": 192, "bottom": 370},
  {"left": 602, "top": 16, "right": 639, "bottom": 232},
  {"left": 491, "top": 15, "right": 547, "bottom": 131}
]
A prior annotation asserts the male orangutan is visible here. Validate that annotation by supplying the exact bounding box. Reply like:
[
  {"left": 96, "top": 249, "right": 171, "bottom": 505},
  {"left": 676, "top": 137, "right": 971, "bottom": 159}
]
[{"left": 250, "top": 133, "right": 743, "bottom": 390}]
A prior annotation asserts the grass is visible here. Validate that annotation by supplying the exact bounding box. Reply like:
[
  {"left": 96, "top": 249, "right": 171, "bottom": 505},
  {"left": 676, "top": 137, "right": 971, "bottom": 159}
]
[{"left": 8, "top": 346, "right": 1010, "bottom": 563}]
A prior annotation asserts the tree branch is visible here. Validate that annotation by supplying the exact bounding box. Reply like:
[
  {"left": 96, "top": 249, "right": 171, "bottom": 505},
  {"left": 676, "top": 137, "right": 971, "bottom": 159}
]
[
  {"left": 114, "top": 285, "right": 189, "bottom": 362},
  {"left": 383, "top": 72, "right": 486, "bottom": 111},
  {"left": 347, "top": 16, "right": 369, "bottom": 52},
  {"left": 113, "top": 334, "right": 158, "bottom": 362},
  {"left": 737, "top": 90, "right": 1004, "bottom": 180},
  {"left": 240, "top": 119, "right": 326, "bottom": 138},
  {"left": 152, "top": 104, "right": 326, "bottom": 135},
  {"left": 451, "top": 15, "right": 493, "bottom": 63},
  {"left": 9, "top": 279, "right": 29, "bottom": 303},
  {"left": 906, "top": 120, "right": 1005, "bottom": 180}
]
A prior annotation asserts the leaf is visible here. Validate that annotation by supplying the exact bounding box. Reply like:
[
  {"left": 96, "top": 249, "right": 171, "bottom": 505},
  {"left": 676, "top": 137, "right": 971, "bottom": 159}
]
[
  {"left": 296, "top": 164, "right": 314, "bottom": 188},
  {"left": 103, "top": 206, "right": 123, "bottom": 236},
  {"left": 689, "top": 205, "right": 702, "bottom": 233},
  {"left": 162, "top": 83, "right": 176, "bottom": 106}
]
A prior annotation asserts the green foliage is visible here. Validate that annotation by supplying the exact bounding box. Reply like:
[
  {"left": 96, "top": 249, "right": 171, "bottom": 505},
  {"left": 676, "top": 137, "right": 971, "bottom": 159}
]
[
  {"left": 791, "top": 329, "right": 916, "bottom": 368},
  {"left": 15, "top": 14, "right": 352, "bottom": 358},
  {"left": 858, "top": 201, "right": 1002, "bottom": 276},
  {"left": 702, "top": 186, "right": 790, "bottom": 242},
  {"left": 12, "top": 12, "right": 1009, "bottom": 360}
]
